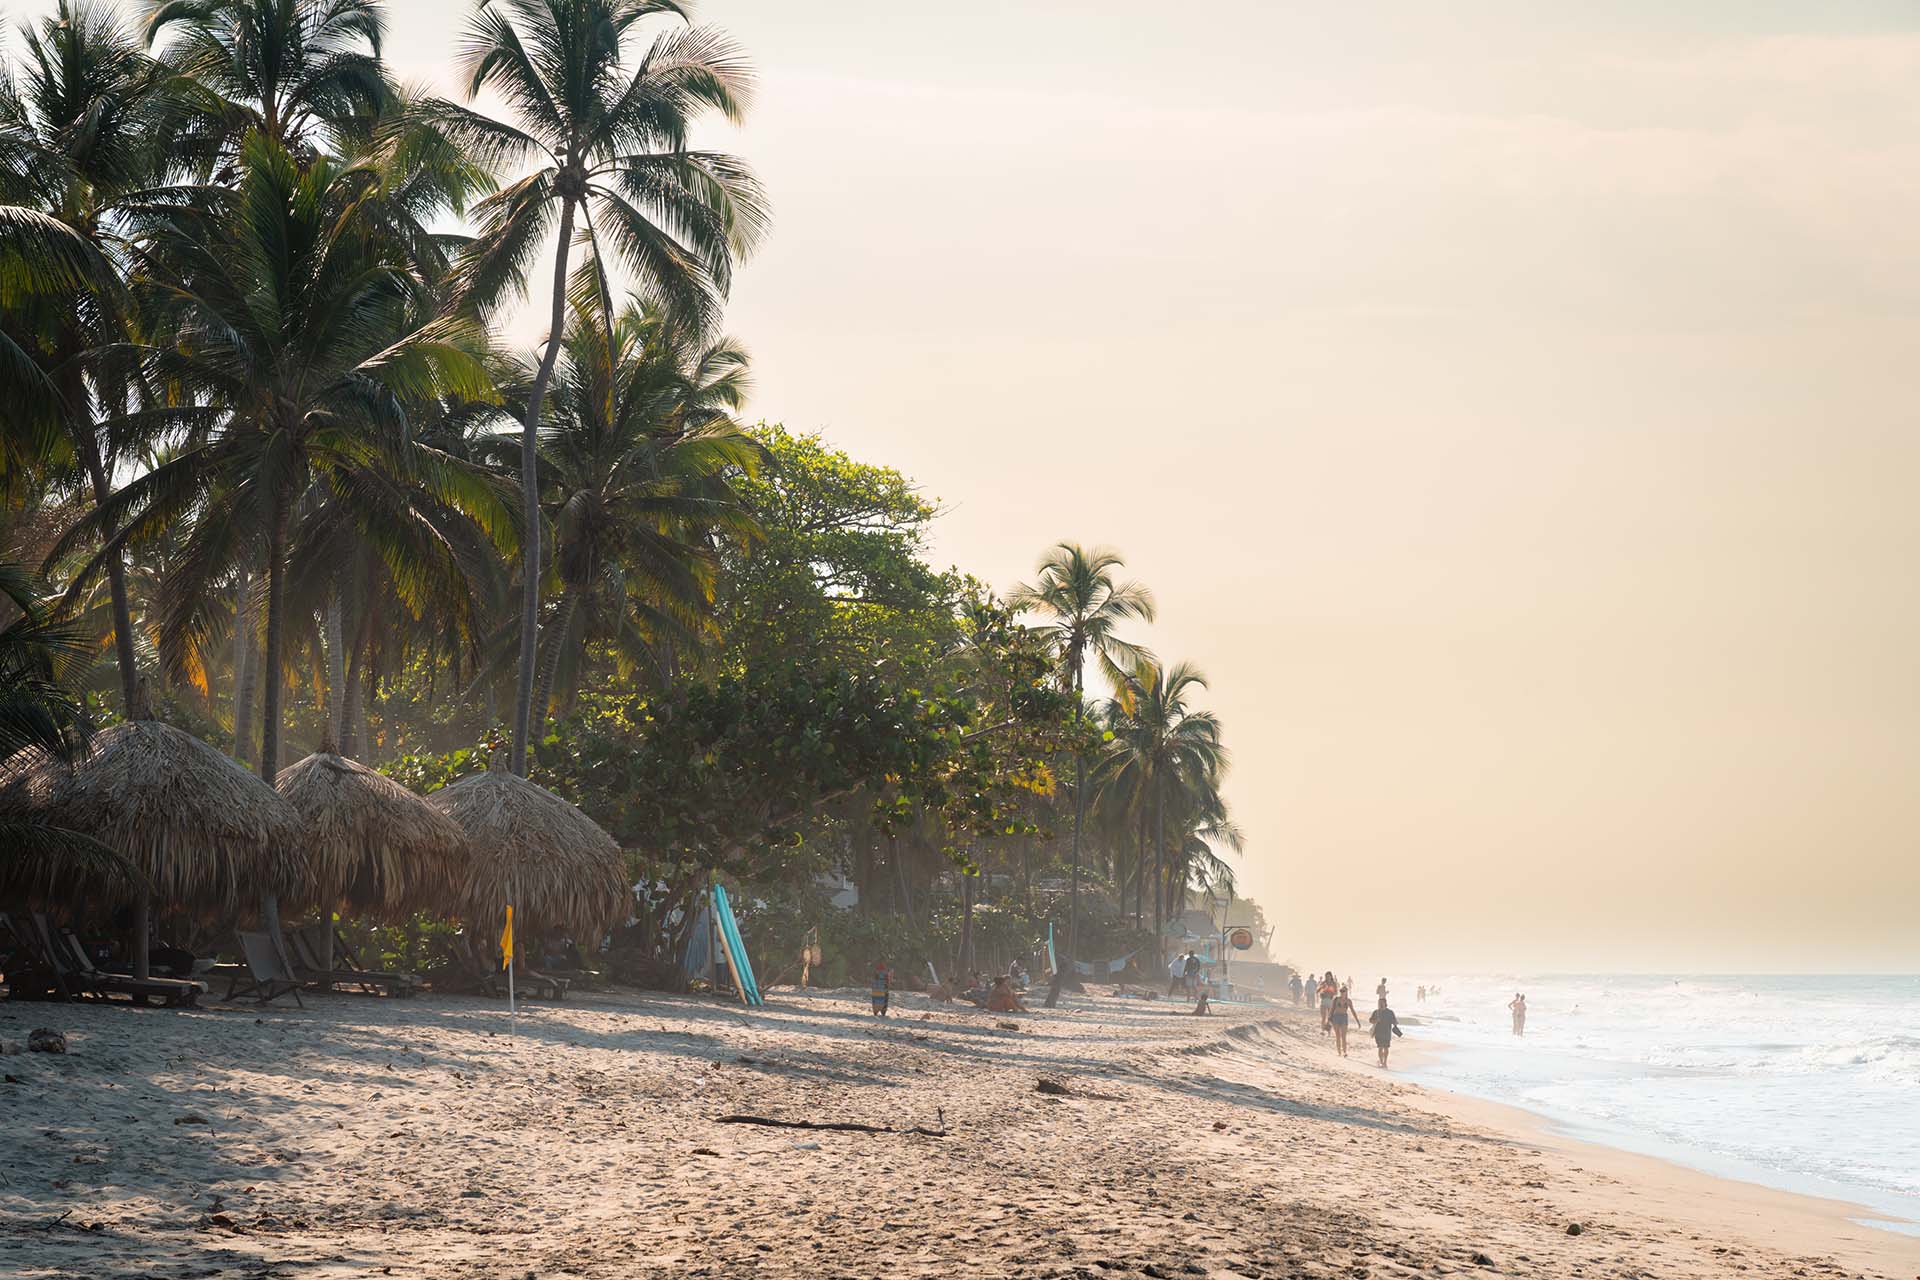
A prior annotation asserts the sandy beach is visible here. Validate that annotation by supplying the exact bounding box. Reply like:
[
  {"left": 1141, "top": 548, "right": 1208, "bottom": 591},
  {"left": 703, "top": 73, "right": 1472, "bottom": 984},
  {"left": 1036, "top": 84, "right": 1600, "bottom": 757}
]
[{"left": 1, "top": 986, "right": 1912, "bottom": 1280}]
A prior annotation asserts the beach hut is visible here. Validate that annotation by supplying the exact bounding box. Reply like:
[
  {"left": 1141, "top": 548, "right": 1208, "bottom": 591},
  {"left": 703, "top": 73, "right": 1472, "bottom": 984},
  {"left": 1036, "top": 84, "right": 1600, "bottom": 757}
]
[
  {"left": 426, "top": 754, "right": 627, "bottom": 951},
  {"left": 275, "top": 747, "right": 467, "bottom": 922},
  {"left": 0, "top": 717, "right": 300, "bottom": 979}
]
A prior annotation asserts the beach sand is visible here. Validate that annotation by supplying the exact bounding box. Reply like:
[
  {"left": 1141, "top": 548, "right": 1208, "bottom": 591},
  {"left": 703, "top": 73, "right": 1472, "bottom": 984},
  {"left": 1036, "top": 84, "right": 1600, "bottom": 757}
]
[{"left": 1, "top": 985, "right": 1913, "bottom": 1279}]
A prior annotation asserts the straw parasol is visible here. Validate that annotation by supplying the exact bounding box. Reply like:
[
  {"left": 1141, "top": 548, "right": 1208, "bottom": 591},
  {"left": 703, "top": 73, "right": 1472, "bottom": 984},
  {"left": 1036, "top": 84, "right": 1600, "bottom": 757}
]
[
  {"left": 0, "top": 718, "right": 301, "bottom": 976},
  {"left": 426, "top": 755, "right": 627, "bottom": 943},
  {"left": 275, "top": 749, "right": 468, "bottom": 922}
]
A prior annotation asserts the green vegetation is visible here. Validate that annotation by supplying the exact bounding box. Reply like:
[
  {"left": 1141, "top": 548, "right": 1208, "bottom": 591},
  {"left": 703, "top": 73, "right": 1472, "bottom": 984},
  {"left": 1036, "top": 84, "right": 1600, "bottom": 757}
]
[{"left": 1, "top": 0, "right": 1250, "bottom": 985}]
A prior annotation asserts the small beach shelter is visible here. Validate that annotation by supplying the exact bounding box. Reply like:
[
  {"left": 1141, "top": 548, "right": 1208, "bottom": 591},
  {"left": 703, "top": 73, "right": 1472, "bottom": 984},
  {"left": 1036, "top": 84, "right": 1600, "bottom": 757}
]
[
  {"left": 0, "top": 717, "right": 301, "bottom": 979},
  {"left": 275, "top": 747, "right": 467, "bottom": 923},
  {"left": 425, "top": 754, "right": 627, "bottom": 949}
]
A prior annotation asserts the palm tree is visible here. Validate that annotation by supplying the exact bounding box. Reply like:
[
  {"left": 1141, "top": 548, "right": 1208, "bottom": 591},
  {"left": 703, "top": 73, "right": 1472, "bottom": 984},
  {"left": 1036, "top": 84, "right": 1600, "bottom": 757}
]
[
  {"left": 1008, "top": 543, "right": 1155, "bottom": 990},
  {"left": 0, "top": 561, "right": 140, "bottom": 898},
  {"left": 428, "top": 0, "right": 769, "bottom": 774},
  {"left": 144, "top": 0, "right": 393, "bottom": 157},
  {"left": 0, "top": 562, "right": 92, "bottom": 766},
  {"left": 57, "top": 132, "right": 493, "bottom": 786},
  {"left": 0, "top": 2, "right": 173, "bottom": 716},
  {"left": 1099, "top": 658, "right": 1227, "bottom": 936},
  {"left": 522, "top": 297, "right": 762, "bottom": 729}
]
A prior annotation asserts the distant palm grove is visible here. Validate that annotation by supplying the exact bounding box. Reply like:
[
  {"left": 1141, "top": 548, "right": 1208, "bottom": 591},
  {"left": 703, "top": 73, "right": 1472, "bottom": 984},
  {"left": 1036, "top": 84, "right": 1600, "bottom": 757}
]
[{"left": 0, "top": 0, "right": 1253, "bottom": 986}]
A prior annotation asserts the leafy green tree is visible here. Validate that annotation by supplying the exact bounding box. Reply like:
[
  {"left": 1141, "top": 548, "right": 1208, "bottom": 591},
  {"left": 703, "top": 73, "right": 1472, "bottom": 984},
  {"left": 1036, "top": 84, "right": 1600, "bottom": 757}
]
[
  {"left": 1008, "top": 543, "right": 1155, "bottom": 982},
  {"left": 717, "top": 426, "right": 957, "bottom": 671},
  {"left": 429, "top": 0, "right": 769, "bottom": 775}
]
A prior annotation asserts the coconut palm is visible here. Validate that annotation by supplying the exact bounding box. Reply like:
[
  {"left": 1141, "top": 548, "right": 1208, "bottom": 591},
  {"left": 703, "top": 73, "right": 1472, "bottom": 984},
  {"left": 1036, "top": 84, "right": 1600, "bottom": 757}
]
[
  {"left": 0, "top": 560, "right": 145, "bottom": 900},
  {"left": 1098, "top": 658, "right": 1228, "bottom": 934},
  {"left": 143, "top": 0, "right": 393, "bottom": 158},
  {"left": 0, "top": 562, "right": 92, "bottom": 766},
  {"left": 0, "top": 3, "right": 174, "bottom": 715},
  {"left": 1008, "top": 542, "right": 1155, "bottom": 987},
  {"left": 427, "top": 0, "right": 769, "bottom": 774},
  {"left": 519, "top": 297, "right": 762, "bottom": 728},
  {"left": 55, "top": 132, "right": 493, "bottom": 786}
]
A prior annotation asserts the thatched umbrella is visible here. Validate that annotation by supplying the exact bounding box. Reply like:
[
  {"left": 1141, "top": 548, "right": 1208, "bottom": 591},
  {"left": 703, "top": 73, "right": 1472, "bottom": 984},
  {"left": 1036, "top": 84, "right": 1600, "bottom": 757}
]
[
  {"left": 0, "top": 718, "right": 301, "bottom": 977},
  {"left": 275, "top": 749, "right": 467, "bottom": 924},
  {"left": 426, "top": 755, "right": 627, "bottom": 947}
]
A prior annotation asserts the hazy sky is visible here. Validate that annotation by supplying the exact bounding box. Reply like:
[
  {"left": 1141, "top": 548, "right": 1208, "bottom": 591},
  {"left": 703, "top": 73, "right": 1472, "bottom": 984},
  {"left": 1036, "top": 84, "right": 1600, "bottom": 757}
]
[{"left": 13, "top": 1, "right": 1920, "bottom": 972}]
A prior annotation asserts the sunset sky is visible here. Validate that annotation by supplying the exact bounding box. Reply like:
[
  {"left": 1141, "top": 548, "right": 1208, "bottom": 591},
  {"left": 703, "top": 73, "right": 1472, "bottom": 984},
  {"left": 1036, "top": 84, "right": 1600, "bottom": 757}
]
[{"left": 16, "top": 0, "right": 1920, "bottom": 971}]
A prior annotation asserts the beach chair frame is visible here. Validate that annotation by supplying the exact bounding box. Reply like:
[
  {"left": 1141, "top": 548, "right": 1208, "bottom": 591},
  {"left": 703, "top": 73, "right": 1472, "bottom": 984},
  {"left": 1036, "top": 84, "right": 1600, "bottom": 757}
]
[
  {"left": 28, "top": 914, "right": 206, "bottom": 1007},
  {"left": 225, "top": 930, "right": 306, "bottom": 1007},
  {"left": 284, "top": 922, "right": 422, "bottom": 998}
]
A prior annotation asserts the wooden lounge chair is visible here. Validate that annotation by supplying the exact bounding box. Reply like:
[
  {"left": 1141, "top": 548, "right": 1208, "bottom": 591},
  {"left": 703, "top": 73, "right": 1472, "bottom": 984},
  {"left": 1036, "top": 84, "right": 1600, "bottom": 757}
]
[
  {"left": 284, "top": 923, "right": 421, "bottom": 998},
  {"left": 224, "top": 930, "right": 305, "bottom": 1007},
  {"left": 33, "top": 915, "right": 205, "bottom": 1008}
]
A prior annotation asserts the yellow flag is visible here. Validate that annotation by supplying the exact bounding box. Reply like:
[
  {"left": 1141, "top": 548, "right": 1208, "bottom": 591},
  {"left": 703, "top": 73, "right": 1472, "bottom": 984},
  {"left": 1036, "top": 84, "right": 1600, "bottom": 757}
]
[{"left": 499, "top": 905, "right": 514, "bottom": 963}]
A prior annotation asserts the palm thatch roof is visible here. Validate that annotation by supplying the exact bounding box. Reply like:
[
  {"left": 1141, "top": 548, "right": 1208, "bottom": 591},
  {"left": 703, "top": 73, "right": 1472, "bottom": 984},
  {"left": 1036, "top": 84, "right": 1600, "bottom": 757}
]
[
  {"left": 0, "top": 720, "right": 300, "bottom": 913},
  {"left": 276, "top": 751, "right": 467, "bottom": 921},
  {"left": 426, "top": 755, "right": 627, "bottom": 942}
]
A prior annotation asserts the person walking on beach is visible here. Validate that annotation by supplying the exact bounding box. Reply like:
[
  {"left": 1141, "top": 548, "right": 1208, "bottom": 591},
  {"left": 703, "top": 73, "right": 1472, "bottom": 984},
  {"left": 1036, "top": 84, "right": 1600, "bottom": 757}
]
[
  {"left": 1417, "top": 984, "right": 1426, "bottom": 1003},
  {"left": 1168, "top": 950, "right": 1187, "bottom": 996},
  {"left": 1318, "top": 971, "right": 1338, "bottom": 1033},
  {"left": 1329, "top": 984, "right": 1363, "bottom": 1057},
  {"left": 870, "top": 961, "right": 891, "bottom": 1016},
  {"left": 1183, "top": 950, "right": 1203, "bottom": 996},
  {"left": 1369, "top": 996, "right": 1403, "bottom": 1067},
  {"left": 1375, "top": 977, "right": 1388, "bottom": 1002},
  {"left": 1289, "top": 972, "right": 1304, "bottom": 1005},
  {"left": 1508, "top": 992, "right": 1527, "bottom": 1036}
]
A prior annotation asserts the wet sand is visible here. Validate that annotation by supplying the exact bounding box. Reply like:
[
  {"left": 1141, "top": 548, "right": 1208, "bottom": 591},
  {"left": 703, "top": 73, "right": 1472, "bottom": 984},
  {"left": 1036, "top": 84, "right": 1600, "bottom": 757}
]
[{"left": 1, "top": 985, "right": 1913, "bottom": 1279}]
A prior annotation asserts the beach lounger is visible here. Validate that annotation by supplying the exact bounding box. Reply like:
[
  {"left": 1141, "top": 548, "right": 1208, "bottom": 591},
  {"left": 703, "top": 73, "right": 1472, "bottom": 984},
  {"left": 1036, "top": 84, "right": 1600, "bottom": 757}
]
[
  {"left": 0, "top": 911, "right": 69, "bottom": 1001},
  {"left": 32, "top": 915, "right": 205, "bottom": 1007},
  {"left": 285, "top": 923, "right": 421, "bottom": 998},
  {"left": 225, "top": 930, "right": 305, "bottom": 1007}
]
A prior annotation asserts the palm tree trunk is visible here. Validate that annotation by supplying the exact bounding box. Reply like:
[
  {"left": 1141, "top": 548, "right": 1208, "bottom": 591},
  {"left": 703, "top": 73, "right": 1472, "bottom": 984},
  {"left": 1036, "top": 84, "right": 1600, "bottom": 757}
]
[
  {"left": 259, "top": 496, "right": 290, "bottom": 939},
  {"left": 1153, "top": 788, "right": 1166, "bottom": 938},
  {"left": 528, "top": 589, "right": 576, "bottom": 741},
  {"left": 232, "top": 571, "right": 256, "bottom": 765},
  {"left": 510, "top": 196, "right": 579, "bottom": 777},
  {"left": 1135, "top": 802, "right": 1149, "bottom": 927},
  {"left": 79, "top": 446, "right": 141, "bottom": 715},
  {"left": 1048, "top": 673, "right": 1086, "bottom": 1010},
  {"left": 342, "top": 639, "right": 364, "bottom": 758},
  {"left": 324, "top": 591, "right": 346, "bottom": 750}
]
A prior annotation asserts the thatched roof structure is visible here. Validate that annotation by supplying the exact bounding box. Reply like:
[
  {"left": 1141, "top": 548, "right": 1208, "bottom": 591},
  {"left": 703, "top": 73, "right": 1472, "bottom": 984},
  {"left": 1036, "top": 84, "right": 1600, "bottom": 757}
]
[
  {"left": 0, "top": 720, "right": 300, "bottom": 913},
  {"left": 275, "top": 751, "right": 467, "bottom": 921},
  {"left": 426, "top": 755, "right": 627, "bottom": 942}
]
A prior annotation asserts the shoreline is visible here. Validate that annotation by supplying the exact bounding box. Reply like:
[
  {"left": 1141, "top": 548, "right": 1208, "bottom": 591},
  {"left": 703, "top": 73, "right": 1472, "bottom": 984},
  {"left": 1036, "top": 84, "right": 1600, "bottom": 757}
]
[
  {"left": 3, "top": 985, "right": 1915, "bottom": 1279},
  {"left": 1378, "top": 1020, "right": 1920, "bottom": 1241},
  {"left": 1299, "top": 1009, "right": 1919, "bottom": 1273}
]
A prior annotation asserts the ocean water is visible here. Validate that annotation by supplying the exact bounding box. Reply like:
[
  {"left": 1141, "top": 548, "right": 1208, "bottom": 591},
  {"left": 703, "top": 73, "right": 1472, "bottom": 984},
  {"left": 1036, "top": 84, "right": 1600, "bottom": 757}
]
[{"left": 1393, "top": 973, "right": 1920, "bottom": 1232}]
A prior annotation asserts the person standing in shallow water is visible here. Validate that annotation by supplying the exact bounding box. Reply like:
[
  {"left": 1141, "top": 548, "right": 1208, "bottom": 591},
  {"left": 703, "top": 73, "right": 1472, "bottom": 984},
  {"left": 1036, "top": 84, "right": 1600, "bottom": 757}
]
[
  {"left": 1369, "top": 996, "right": 1402, "bottom": 1067},
  {"left": 1508, "top": 992, "right": 1527, "bottom": 1036},
  {"left": 1329, "top": 984, "right": 1363, "bottom": 1057}
]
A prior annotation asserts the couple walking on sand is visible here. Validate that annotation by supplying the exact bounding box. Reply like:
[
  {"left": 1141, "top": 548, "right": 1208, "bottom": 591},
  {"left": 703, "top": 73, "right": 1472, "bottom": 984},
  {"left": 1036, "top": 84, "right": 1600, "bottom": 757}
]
[{"left": 1317, "top": 970, "right": 1404, "bottom": 1066}]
